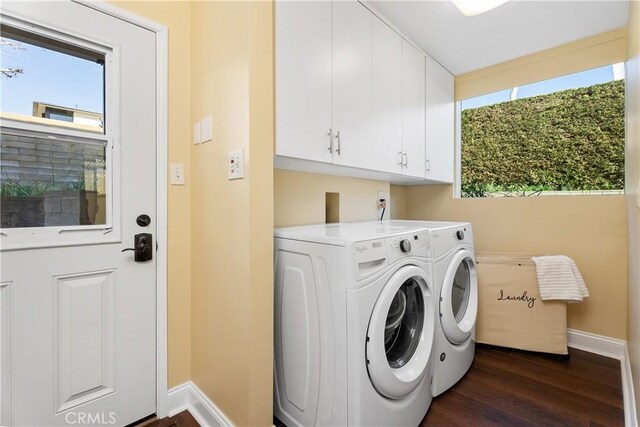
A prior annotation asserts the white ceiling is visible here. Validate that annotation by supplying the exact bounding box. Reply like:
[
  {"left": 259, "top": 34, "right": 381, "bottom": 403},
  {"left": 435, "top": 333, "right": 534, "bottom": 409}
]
[{"left": 368, "top": 0, "right": 629, "bottom": 76}]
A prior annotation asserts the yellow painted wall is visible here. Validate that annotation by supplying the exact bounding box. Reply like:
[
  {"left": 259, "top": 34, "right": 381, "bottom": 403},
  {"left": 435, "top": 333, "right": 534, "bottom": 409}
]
[
  {"left": 390, "top": 185, "right": 407, "bottom": 220},
  {"left": 456, "top": 27, "right": 628, "bottom": 100},
  {"left": 247, "top": 3, "right": 275, "bottom": 424},
  {"left": 626, "top": 0, "right": 640, "bottom": 418},
  {"left": 274, "top": 169, "right": 390, "bottom": 226},
  {"left": 190, "top": 2, "right": 273, "bottom": 425},
  {"left": 401, "top": 185, "right": 628, "bottom": 339},
  {"left": 109, "top": 0, "right": 192, "bottom": 388}
]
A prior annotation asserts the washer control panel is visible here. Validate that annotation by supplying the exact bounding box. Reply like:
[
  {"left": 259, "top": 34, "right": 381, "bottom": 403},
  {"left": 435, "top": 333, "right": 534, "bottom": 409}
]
[
  {"left": 399, "top": 239, "right": 412, "bottom": 253},
  {"left": 387, "top": 232, "right": 430, "bottom": 264},
  {"left": 353, "top": 239, "right": 389, "bottom": 280},
  {"left": 352, "top": 231, "right": 430, "bottom": 280}
]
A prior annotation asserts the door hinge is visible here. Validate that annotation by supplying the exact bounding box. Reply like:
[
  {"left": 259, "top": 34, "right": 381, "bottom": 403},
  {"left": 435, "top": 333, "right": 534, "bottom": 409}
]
[{"left": 156, "top": 241, "right": 159, "bottom": 251}]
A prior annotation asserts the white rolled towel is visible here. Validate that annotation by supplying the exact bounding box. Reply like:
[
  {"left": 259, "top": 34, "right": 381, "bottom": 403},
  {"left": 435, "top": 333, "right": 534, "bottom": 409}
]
[{"left": 531, "top": 255, "right": 590, "bottom": 302}]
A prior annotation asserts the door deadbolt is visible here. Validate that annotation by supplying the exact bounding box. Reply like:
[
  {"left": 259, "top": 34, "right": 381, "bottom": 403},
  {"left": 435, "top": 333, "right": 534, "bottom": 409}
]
[{"left": 136, "top": 214, "right": 151, "bottom": 227}]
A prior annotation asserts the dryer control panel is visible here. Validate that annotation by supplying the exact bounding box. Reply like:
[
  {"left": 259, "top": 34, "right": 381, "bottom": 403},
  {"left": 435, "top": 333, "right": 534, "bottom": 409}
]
[{"left": 430, "top": 224, "right": 474, "bottom": 258}]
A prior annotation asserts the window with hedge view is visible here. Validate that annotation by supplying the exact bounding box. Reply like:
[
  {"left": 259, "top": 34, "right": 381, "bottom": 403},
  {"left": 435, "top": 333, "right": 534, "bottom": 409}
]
[{"left": 460, "top": 64, "right": 625, "bottom": 198}]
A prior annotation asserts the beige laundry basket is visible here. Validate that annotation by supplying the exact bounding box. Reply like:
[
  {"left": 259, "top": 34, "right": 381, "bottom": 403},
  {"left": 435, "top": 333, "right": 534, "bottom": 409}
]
[{"left": 475, "top": 252, "right": 568, "bottom": 355}]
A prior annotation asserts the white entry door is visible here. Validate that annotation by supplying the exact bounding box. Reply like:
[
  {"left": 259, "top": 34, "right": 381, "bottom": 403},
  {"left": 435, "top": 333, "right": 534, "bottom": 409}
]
[{"left": 0, "top": 2, "right": 157, "bottom": 426}]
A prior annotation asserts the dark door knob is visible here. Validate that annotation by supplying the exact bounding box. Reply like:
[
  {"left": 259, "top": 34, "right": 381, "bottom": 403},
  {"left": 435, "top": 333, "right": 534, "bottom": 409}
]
[{"left": 122, "top": 233, "right": 153, "bottom": 262}]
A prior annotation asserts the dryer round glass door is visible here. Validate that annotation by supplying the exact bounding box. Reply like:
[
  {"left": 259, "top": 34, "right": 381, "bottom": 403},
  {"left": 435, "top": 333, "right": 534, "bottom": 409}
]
[
  {"left": 440, "top": 249, "right": 478, "bottom": 345},
  {"left": 366, "top": 265, "right": 435, "bottom": 399}
]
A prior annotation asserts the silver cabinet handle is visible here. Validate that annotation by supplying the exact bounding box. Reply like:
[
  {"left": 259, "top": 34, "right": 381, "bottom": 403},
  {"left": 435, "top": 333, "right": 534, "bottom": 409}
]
[
  {"left": 426, "top": 159, "right": 431, "bottom": 173},
  {"left": 397, "top": 151, "right": 403, "bottom": 167},
  {"left": 336, "top": 130, "right": 341, "bottom": 155},
  {"left": 403, "top": 152, "right": 408, "bottom": 168},
  {"left": 328, "top": 128, "right": 333, "bottom": 153}
]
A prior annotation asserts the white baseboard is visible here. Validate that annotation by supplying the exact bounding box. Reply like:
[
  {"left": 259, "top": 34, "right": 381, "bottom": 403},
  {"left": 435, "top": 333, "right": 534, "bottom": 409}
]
[
  {"left": 622, "top": 346, "right": 639, "bottom": 427},
  {"left": 567, "top": 329, "right": 637, "bottom": 427},
  {"left": 167, "top": 381, "right": 234, "bottom": 427},
  {"left": 567, "top": 328, "right": 626, "bottom": 359}
]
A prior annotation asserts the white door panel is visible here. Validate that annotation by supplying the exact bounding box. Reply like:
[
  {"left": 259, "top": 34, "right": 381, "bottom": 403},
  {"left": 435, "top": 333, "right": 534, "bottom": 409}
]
[
  {"left": 54, "top": 271, "right": 116, "bottom": 413},
  {"left": 332, "top": 0, "right": 373, "bottom": 169},
  {"left": 0, "top": 1, "right": 157, "bottom": 425},
  {"left": 401, "top": 40, "right": 426, "bottom": 178},
  {"left": 275, "top": 1, "right": 333, "bottom": 163},
  {"left": 372, "top": 17, "right": 402, "bottom": 174},
  {"left": 0, "top": 283, "right": 11, "bottom": 427}
]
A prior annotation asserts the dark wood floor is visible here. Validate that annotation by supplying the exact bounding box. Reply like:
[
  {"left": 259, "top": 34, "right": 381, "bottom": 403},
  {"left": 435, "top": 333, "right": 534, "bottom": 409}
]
[
  {"left": 157, "top": 344, "right": 624, "bottom": 427},
  {"left": 131, "top": 411, "right": 199, "bottom": 427},
  {"left": 421, "top": 344, "right": 624, "bottom": 426}
]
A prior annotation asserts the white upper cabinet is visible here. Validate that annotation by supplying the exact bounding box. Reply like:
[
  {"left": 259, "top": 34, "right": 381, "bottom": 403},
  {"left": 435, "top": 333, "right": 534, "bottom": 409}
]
[
  {"left": 274, "top": 0, "right": 455, "bottom": 184},
  {"left": 401, "top": 40, "right": 426, "bottom": 178},
  {"left": 371, "top": 17, "right": 402, "bottom": 174},
  {"left": 425, "top": 55, "right": 455, "bottom": 183},
  {"left": 275, "top": 1, "right": 333, "bottom": 163},
  {"left": 332, "top": 0, "right": 374, "bottom": 169}
]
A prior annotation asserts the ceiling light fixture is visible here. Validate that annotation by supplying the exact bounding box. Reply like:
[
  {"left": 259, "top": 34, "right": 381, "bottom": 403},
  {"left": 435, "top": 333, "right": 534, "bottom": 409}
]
[{"left": 451, "top": 0, "right": 511, "bottom": 16}]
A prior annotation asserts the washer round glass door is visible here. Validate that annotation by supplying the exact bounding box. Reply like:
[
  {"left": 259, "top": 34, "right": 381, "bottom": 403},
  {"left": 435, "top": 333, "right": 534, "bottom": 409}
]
[
  {"left": 440, "top": 249, "right": 478, "bottom": 345},
  {"left": 366, "top": 265, "right": 434, "bottom": 399}
]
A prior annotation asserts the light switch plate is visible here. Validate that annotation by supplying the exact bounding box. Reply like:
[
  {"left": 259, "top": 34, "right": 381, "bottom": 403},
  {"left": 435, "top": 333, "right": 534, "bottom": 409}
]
[
  {"left": 228, "top": 150, "right": 244, "bottom": 180},
  {"left": 200, "top": 115, "right": 213, "bottom": 143},
  {"left": 170, "top": 163, "right": 185, "bottom": 185},
  {"left": 193, "top": 122, "right": 201, "bottom": 145}
]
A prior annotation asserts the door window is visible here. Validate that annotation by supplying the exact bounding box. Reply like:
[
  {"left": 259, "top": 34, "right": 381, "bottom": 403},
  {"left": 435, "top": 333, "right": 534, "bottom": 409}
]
[
  {"left": 1, "top": 25, "right": 105, "bottom": 129},
  {"left": 451, "top": 260, "right": 471, "bottom": 323},
  {"left": 385, "top": 278, "right": 424, "bottom": 369},
  {"left": 1, "top": 23, "right": 113, "bottom": 235}
]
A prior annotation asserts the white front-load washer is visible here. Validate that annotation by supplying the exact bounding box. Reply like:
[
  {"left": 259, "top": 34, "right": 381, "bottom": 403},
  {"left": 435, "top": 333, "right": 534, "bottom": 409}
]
[
  {"left": 273, "top": 222, "right": 436, "bottom": 426},
  {"left": 387, "top": 221, "right": 478, "bottom": 396}
]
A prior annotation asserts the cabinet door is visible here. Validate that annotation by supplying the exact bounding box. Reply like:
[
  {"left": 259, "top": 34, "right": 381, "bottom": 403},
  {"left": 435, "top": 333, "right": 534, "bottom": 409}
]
[
  {"left": 425, "top": 55, "right": 455, "bottom": 183},
  {"left": 372, "top": 17, "right": 402, "bottom": 174},
  {"left": 275, "top": 1, "right": 333, "bottom": 163},
  {"left": 401, "top": 40, "right": 426, "bottom": 178},
  {"left": 332, "top": 0, "right": 373, "bottom": 169}
]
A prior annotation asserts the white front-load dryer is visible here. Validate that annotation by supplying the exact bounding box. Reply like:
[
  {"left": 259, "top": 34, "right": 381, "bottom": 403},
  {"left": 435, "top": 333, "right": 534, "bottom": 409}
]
[
  {"left": 430, "top": 223, "right": 478, "bottom": 396},
  {"left": 273, "top": 222, "right": 436, "bottom": 426}
]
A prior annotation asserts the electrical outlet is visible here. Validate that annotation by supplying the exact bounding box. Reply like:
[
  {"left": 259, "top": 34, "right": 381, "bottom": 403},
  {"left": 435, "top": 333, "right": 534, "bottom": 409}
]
[
  {"left": 377, "top": 192, "right": 387, "bottom": 208},
  {"left": 170, "top": 163, "right": 185, "bottom": 185},
  {"left": 228, "top": 150, "right": 244, "bottom": 180}
]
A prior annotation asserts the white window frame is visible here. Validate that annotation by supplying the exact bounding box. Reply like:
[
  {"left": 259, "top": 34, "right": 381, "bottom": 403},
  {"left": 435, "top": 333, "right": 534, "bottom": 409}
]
[
  {"left": 454, "top": 101, "right": 463, "bottom": 199},
  {"left": 0, "top": 13, "right": 122, "bottom": 250},
  {"left": 455, "top": 66, "right": 626, "bottom": 199}
]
